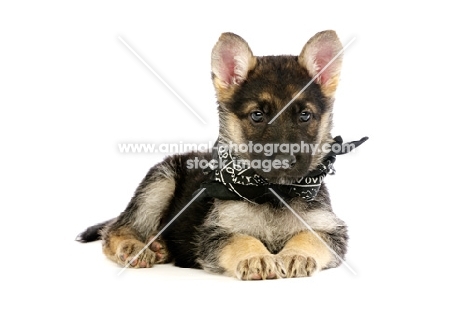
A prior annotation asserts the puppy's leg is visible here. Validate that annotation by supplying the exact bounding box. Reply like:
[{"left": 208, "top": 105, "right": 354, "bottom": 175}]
[
  {"left": 200, "top": 233, "right": 284, "bottom": 280},
  {"left": 101, "top": 161, "right": 176, "bottom": 268},
  {"left": 102, "top": 227, "right": 159, "bottom": 268},
  {"left": 223, "top": 235, "right": 285, "bottom": 280},
  {"left": 277, "top": 230, "right": 332, "bottom": 278}
]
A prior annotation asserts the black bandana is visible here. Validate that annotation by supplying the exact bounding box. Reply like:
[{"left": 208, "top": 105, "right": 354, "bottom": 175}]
[{"left": 196, "top": 136, "right": 368, "bottom": 205}]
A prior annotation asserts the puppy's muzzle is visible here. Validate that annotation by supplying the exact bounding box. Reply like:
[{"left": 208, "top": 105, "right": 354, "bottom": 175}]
[{"left": 274, "top": 154, "right": 296, "bottom": 169}]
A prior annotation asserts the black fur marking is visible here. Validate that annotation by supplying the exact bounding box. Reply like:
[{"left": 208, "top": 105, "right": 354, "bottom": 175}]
[
  {"left": 77, "top": 32, "right": 359, "bottom": 279},
  {"left": 227, "top": 56, "right": 327, "bottom": 115},
  {"left": 76, "top": 219, "right": 113, "bottom": 242},
  {"left": 195, "top": 227, "right": 233, "bottom": 273}
]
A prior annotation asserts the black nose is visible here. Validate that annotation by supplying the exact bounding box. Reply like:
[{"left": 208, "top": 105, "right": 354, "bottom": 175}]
[{"left": 274, "top": 154, "right": 296, "bottom": 168}]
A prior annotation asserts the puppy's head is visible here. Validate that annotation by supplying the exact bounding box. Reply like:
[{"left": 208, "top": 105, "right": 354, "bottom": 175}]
[{"left": 211, "top": 31, "right": 343, "bottom": 184}]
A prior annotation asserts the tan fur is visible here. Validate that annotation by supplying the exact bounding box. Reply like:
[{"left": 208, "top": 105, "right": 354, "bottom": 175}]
[
  {"left": 102, "top": 227, "right": 140, "bottom": 259},
  {"left": 215, "top": 205, "right": 338, "bottom": 279},
  {"left": 219, "top": 234, "right": 279, "bottom": 279},
  {"left": 102, "top": 227, "right": 156, "bottom": 267},
  {"left": 213, "top": 77, "right": 238, "bottom": 103},
  {"left": 101, "top": 170, "right": 176, "bottom": 267},
  {"left": 309, "top": 111, "right": 334, "bottom": 169},
  {"left": 258, "top": 92, "right": 276, "bottom": 102},
  {"left": 314, "top": 110, "right": 331, "bottom": 139},
  {"left": 278, "top": 231, "right": 332, "bottom": 271},
  {"left": 286, "top": 85, "right": 306, "bottom": 99},
  {"left": 81, "top": 31, "right": 350, "bottom": 279},
  {"left": 240, "top": 101, "right": 262, "bottom": 115},
  {"left": 223, "top": 112, "right": 245, "bottom": 146},
  {"left": 321, "top": 75, "right": 340, "bottom": 98},
  {"left": 305, "top": 101, "right": 320, "bottom": 115},
  {"left": 208, "top": 198, "right": 341, "bottom": 252},
  {"left": 102, "top": 227, "right": 141, "bottom": 262}
]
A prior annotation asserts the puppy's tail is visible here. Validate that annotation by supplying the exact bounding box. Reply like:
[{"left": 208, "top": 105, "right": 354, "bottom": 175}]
[{"left": 75, "top": 218, "right": 114, "bottom": 243}]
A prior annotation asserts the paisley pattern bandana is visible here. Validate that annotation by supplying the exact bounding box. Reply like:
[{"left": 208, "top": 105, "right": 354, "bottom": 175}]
[{"left": 197, "top": 136, "right": 368, "bottom": 204}]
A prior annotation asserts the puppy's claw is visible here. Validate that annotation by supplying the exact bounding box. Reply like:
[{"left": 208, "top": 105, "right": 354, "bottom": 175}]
[{"left": 235, "top": 255, "right": 283, "bottom": 281}]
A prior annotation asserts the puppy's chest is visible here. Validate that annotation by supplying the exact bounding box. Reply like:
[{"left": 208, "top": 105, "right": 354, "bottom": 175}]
[{"left": 207, "top": 200, "right": 326, "bottom": 253}]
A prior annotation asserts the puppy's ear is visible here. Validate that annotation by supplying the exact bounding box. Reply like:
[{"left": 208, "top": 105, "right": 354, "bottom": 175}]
[
  {"left": 299, "top": 30, "right": 343, "bottom": 98},
  {"left": 211, "top": 33, "right": 256, "bottom": 98}
]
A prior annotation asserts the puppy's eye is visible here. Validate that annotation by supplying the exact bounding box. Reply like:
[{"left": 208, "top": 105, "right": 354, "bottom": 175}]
[
  {"left": 251, "top": 111, "right": 264, "bottom": 123},
  {"left": 299, "top": 111, "right": 312, "bottom": 122}
]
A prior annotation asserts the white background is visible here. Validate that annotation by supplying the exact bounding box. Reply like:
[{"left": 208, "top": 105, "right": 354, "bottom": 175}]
[{"left": 1, "top": 1, "right": 467, "bottom": 310}]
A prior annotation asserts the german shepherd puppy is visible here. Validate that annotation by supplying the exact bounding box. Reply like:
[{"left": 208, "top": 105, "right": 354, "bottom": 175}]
[{"left": 78, "top": 30, "right": 351, "bottom": 280}]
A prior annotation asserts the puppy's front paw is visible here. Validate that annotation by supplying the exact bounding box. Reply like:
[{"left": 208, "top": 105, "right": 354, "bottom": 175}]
[
  {"left": 277, "top": 251, "right": 317, "bottom": 278},
  {"left": 116, "top": 239, "right": 156, "bottom": 268},
  {"left": 236, "top": 255, "right": 284, "bottom": 280}
]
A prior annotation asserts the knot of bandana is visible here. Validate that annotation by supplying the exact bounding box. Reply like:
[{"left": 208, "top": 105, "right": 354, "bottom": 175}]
[{"left": 195, "top": 136, "right": 368, "bottom": 204}]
